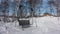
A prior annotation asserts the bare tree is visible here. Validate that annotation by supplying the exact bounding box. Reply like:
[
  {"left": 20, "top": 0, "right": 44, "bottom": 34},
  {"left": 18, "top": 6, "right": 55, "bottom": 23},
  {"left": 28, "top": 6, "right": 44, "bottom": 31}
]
[
  {"left": 56, "top": 3, "right": 59, "bottom": 17},
  {"left": 1, "top": 0, "right": 9, "bottom": 22},
  {"left": 28, "top": 0, "right": 35, "bottom": 17},
  {"left": 48, "top": 0, "right": 56, "bottom": 16}
]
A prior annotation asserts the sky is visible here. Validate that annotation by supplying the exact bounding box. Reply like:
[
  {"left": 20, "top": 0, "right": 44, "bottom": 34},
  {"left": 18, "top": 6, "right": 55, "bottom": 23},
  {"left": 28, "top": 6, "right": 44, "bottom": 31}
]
[{"left": 0, "top": 0, "right": 60, "bottom": 16}]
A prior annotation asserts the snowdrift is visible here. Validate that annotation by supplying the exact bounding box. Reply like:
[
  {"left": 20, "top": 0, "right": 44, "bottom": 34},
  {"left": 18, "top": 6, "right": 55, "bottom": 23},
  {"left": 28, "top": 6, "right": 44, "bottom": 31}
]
[{"left": 0, "top": 16, "right": 60, "bottom": 34}]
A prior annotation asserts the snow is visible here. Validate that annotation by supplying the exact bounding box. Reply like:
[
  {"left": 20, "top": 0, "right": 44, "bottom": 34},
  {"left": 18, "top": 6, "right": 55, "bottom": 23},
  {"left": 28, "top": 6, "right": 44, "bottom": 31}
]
[
  {"left": 30, "top": 16, "right": 60, "bottom": 30},
  {"left": 0, "top": 16, "right": 60, "bottom": 34}
]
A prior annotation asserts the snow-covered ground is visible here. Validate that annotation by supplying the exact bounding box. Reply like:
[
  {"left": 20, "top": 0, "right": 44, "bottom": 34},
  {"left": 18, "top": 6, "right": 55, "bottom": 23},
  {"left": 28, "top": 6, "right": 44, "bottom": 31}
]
[{"left": 0, "top": 16, "right": 60, "bottom": 34}]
